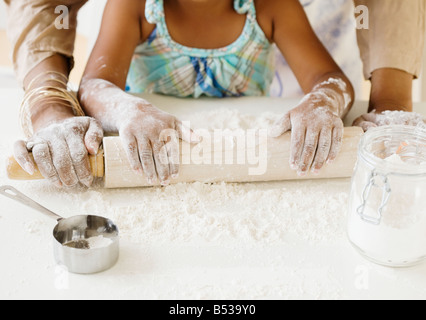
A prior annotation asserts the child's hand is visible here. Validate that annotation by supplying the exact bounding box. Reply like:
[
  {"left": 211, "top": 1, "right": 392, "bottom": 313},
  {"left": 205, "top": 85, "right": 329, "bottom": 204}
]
[
  {"left": 14, "top": 117, "right": 103, "bottom": 188},
  {"left": 118, "top": 101, "right": 198, "bottom": 186},
  {"left": 269, "top": 90, "right": 346, "bottom": 176},
  {"left": 78, "top": 79, "right": 198, "bottom": 185}
]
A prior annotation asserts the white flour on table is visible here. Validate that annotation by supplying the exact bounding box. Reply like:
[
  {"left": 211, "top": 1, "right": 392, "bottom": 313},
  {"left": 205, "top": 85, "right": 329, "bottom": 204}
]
[
  {"left": 0, "top": 109, "right": 353, "bottom": 299},
  {"left": 1, "top": 109, "right": 350, "bottom": 246}
]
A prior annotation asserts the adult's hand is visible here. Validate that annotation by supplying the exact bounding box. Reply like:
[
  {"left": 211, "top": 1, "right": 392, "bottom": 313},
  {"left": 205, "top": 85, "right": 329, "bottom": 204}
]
[
  {"left": 14, "top": 117, "right": 103, "bottom": 188},
  {"left": 354, "top": 69, "right": 425, "bottom": 131},
  {"left": 353, "top": 110, "right": 426, "bottom": 131}
]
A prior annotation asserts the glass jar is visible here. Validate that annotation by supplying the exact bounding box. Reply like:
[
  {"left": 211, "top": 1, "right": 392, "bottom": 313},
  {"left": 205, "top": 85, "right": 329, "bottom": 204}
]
[{"left": 348, "top": 125, "right": 426, "bottom": 267}]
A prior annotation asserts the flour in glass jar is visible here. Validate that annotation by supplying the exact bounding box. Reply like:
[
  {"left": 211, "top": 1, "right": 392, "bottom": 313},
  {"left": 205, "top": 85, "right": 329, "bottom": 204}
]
[{"left": 348, "top": 149, "right": 426, "bottom": 266}]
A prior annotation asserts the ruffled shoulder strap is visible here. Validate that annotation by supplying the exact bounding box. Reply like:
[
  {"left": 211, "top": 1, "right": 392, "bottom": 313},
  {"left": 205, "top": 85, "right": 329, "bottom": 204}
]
[
  {"left": 234, "top": 0, "right": 255, "bottom": 14},
  {"left": 145, "top": 0, "right": 163, "bottom": 24}
]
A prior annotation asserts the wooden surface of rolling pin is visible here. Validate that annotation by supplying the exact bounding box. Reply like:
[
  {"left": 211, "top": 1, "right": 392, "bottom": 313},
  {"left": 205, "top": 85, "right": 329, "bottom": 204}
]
[
  {"left": 7, "top": 127, "right": 363, "bottom": 188},
  {"left": 104, "top": 127, "right": 363, "bottom": 188},
  {"left": 6, "top": 151, "right": 105, "bottom": 180}
]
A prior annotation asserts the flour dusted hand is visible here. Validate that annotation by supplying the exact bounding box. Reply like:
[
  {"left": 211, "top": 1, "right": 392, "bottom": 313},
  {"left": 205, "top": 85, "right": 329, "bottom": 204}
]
[
  {"left": 353, "top": 110, "right": 426, "bottom": 131},
  {"left": 269, "top": 77, "right": 352, "bottom": 176},
  {"left": 14, "top": 117, "right": 103, "bottom": 188},
  {"left": 79, "top": 79, "right": 199, "bottom": 186},
  {"left": 118, "top": 101, "right": 199, "bottom": 186},
  {"left": 270, "top": 96, "right": 344, "bottom": 176}
]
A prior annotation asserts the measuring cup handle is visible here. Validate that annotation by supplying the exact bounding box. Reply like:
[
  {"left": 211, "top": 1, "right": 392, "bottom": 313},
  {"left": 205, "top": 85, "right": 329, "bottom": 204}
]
[{"left": 0, "top": 185, "right": 63, "bottom": 221}]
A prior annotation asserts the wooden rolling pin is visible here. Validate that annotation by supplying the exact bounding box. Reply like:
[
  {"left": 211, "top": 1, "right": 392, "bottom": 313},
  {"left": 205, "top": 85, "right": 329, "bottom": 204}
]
[{"left": 6, "top": 127, "right": 363, "bottom": 188}]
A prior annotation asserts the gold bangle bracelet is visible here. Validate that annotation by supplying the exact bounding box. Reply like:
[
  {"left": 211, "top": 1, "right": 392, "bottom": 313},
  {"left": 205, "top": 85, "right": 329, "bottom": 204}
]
[
  {"left": 20, "top": 84, "right": 86, "bottom": 138},
  {"left": 26, "top": 71, "right": 69, "bottom": 92}
]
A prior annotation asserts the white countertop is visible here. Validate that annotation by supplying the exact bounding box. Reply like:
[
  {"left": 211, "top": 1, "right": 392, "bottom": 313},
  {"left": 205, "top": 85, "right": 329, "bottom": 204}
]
[{"left": 0, "top": 88, "right": 425, "bottom": 300}]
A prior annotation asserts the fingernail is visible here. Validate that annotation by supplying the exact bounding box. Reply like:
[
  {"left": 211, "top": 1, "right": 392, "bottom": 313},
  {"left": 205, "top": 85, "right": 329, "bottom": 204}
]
[
  {"left": 298, "top": 164, "right": 309, "bottom": 175},
  {"left": 171, "top": 173, "right": 179, "bottom": 179},
  {"left": 147, "top": 178, "right": 154, "bottom": 185},
  {"left": 81, "top": 176, "right": 94, "bottom": 188},
  {"left": 290, "top": 162, "right": 298, "bottom": 170},
  {"left": 161, "top": 179, "right": 170, "bottom": 186},
  {"left": 311, "top": 168, "right": 320, "bottom": 175},
  {"left": 91, "top": 144, "right": 99, "bottom": 155},
  {"left": 24, "top": 163, "right": 35, "bottom": 175},
  {"left": 86, "top": 141, "right": 98, "bottom": 155},
  {"left": 297, "top": 170, "right": 307, "bottom": 177},
  {"left": 327, "top": 158, "right": 335, "bottom": 165},
  {"left": 54, "top": 180, "right": 63, "bottom": 188},
  {"left": 137, "top": 168, "right": 144, "bottom": 176}
]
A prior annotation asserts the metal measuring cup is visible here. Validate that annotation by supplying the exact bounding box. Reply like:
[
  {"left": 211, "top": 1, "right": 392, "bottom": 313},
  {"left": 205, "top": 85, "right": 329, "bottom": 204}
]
[{"left": 0, "top": 185, "right": 119, "bottom": 274}]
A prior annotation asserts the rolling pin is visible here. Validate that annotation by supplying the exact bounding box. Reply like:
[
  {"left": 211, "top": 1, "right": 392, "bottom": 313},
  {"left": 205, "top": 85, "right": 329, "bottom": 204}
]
[{"left": 6, "top": 127, "right": 363, "bottom": 188}]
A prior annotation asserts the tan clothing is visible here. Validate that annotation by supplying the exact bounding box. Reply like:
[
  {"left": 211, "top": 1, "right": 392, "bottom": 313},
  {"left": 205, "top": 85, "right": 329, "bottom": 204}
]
[
  {"left": 355, "top": 0, "right": 426, "bottom": 79},
  {"left": 4, "top": 0, "right": 87, "bottom": 85},
  {"left": 4, "top": 0, "right": 426, "bottom": 86}
]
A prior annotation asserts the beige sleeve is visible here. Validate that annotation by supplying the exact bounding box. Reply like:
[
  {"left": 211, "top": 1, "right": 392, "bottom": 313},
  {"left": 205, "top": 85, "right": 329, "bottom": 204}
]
[
  {"left": 4, "top": 0, "right": 87, "bottom": 86},
  {"left": 354, "top": 0, "right": 426, "bottom": 80}
]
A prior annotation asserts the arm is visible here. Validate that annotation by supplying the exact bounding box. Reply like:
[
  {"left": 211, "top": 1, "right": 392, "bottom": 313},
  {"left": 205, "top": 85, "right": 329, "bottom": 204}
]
[
  {"left": 266, "top": 0, "right": 354, "bottom": 175},
  {"left": 79, "top": 0, "right": 196, "bottom": 185},
  {"left": 5, "top": 0, "right": 86, "bottom": 86},
  {"left": 6, "top": 0, "right": 103, "bottom": 187},
  {"left": 353, "top": 0, "right": 426, "bottom": 130}
]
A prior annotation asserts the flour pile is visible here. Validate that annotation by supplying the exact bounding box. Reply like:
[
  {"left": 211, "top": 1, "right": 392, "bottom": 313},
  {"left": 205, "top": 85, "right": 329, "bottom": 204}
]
[
  {"left": 182, "top": 108, "right": 279, "bottom": 131},
  {"left": 109, "top": 180, "right": 349, "bottom": 246},
  {"left": 87, "top": 235, "right": 113, "bottom": 249},
  {"left": 102, "top": 109, "right": 349, "bottom": 246}
]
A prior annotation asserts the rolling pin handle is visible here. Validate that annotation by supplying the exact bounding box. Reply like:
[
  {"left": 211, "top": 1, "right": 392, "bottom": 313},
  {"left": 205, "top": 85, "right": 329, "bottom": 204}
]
[{"left": 6, "top": 151, "right": 105, "bottom": 181}]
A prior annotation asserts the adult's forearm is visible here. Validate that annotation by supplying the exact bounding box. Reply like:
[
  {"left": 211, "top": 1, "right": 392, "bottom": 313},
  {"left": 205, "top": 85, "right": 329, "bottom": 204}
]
[
  {"left": 5, "top": 0, "right": 88, "bottom": 135},
  {"left": 368, "top": 68, "right": 414, "bottom": 113},
  {"left": 355, "top": 0, "right": 426, "bottom": 80},
  {"left": 352, "top": 68, "right": 423, "bottom": 131},
  {"left": 354, "top": 1, "right": 425, "bottom": 114},
  {"left": 24, "top": 55, "right": 76, "bottom": 134},
  {"left": 5, "top": 0, "right": 87, "bottom": 85}
]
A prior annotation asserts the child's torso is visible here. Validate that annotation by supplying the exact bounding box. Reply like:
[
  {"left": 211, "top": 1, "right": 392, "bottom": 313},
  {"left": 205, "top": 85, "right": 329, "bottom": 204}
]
[{"left": 126, "top": 0, "right": 275, "bottom": 98}]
